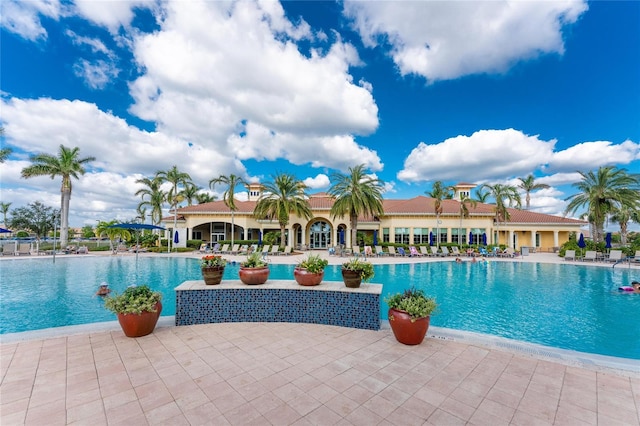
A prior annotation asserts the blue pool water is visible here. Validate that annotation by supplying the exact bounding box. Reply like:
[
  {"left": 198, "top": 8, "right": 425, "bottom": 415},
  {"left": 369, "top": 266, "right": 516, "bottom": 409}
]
[{"left": 1, "top": 257, "right": 638, "bottom": 359}]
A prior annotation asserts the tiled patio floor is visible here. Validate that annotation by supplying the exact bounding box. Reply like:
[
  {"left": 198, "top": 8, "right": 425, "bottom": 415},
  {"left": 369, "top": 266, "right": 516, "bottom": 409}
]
[{"left": 2, "top": 322, "right": 639, "bottom": 425}]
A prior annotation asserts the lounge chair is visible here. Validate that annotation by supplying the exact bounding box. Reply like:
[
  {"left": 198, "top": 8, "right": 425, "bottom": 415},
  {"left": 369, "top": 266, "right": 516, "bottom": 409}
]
[
  {"left": 363, "top": 246, "right": 373, "bottom": 258},
  {"left": 239, "top": 244, "right": 249, "bottom": 255},
  {"left": 199, "top": 243, "right": 209, "bottom": 253},
  {"left": 387, "top": 246, "right": 401, "bottom": 257},
  {"left": 633, "top": 251, "right": 640, "bottom": 263},
  {"left": 77, "top": 246, "right": 89, "bottom": 254},
  {"left": 564, "top": 250, "right": 576, "bottom": 261},
  {"left": 375, "top": 246, "right": 387, "bottom": 257},
  {"left": 429, "top": 246, "right": 444, "bottom": 257},
  {"left": 271, "top": 245, "right": 280, "bottom": 255},
  {"left": 440, "top": 246, "right": 451, "bottom": 256},
  {"left": 607, "top": 250, "right": 625, "bottom": 263},
  {"left": 582, "top": 251, "right": 597, "bottom": 262},
  {"left": 282, "top": 246, "right": 292, "bottom": 255},
  {"left": 219, "top": 244, "right": 230, "bottom": 254},
  {"left": 212, "top": 243, "right": 221, "bottom": 253},
  {"left": 419, "top": 246, "right": 431, "bottom": 257},
  {"left": 248, "top": 244, "right": 258, "bottom": 254},
  {"left": 352, "top": 246, "right": 361, "bottom": 258},
  {"left": 16, "top": 243, "right": 31, "bottom": 256},
  {"left": 450, "top": 246, "right": 462, "bottom": 256},
  {"left": 409, "top": 246, "right": 422, "bottom": 257},
  {"left": 397, "top": 247, "right": 407, "bottom": 256},
  {"left": 500, "top": 248, "right": 516, "bottom": 258},
  {"left": 229, "top": 244, "right": 240, "bottom": 254},
  {"left": 261, "top": 245, "right": 270, "bottom": 255}
]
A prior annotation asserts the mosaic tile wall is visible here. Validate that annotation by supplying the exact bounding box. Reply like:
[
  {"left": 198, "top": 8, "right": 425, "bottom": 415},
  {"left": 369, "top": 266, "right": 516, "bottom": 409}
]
[{"left": 176, "top": 288, "right": 380, "bottom": 330}]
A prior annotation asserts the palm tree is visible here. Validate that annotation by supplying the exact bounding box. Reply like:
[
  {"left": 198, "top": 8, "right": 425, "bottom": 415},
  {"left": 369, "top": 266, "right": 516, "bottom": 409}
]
[
  {"left": 135, "top": 176, "right": 165, "bottom": 226},
  {"left": 180, "top": 182, "right": 201, "bottom": 206},
  {"left": 157, "top": 166, "right": 192, "bottom": 251},
  {"left": 458, "top": 195, "right": 477, "bottom": 245},
  {"left": 136, "top": 205, "right": 147, "bottom": 224},
  {"left": 21, "top": 145, "right": 95, "bottom": 247},
  {"left": 474, "top": 187, "right": 490, "bottom": 203},
  {"left": 195, "top": 193, "right": 217, "bottom": 204},
  {"left": 565, "top": 166, "right": 640, "bottom": 243},
  {"left": 517, "top": 174, "right": 550, "bottom": 210},
  {"left": 481, "top": 183, "right": 522, "bottom": 245},
  {"left": 96, "top": 219, "right": 131, "bottom": 252},
  {"left": 254, "top": 173, "right": 312, "bottom": 248},
  {"left": 0, "top": 127, "right": 10, "bottom": 163},
  {"left": 0, "top": 202, "right": 11, "bottom": 225},
  {"left": 209, "top": 174, "right": 248, "bottom": 247},
  {"left": 426, "top": 181, "right": 453, "bottom": 247},
  {"left": 329, "top": 164, "right": 385, "bottom": 248}
]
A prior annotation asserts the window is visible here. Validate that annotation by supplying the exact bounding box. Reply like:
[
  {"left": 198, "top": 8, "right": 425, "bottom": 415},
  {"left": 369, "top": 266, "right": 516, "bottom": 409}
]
[
  {"left": 437, "top": 228, "right": 448, "bottom": 244},
  {"left": 192, "top": 231, "right": 202, "bottom": 240},
  {"left": 469, "top": 228, "right": 486, "bottom": 245},
  {"left": 451, "top": 228, "right": 466, "bottom": 245},
  {"left": 394, "top": 227, "right": 410, "bottom": 245},
  {"left": 383, "top": 228, "right": 390, "bottom": 243},
  {"left": 413, "top": 227, "right": 429, "bottom": 244}
]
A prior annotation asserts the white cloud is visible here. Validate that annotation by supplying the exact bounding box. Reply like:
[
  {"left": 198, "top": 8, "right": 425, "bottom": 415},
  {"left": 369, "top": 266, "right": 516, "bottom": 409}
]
[
  {"left": 343, "top": 0, "right": 588, "bottom": 82},
  {"left": 72, "top": 0, "right": 152, "bottom": 33},
  {"left": 73, "top": 59, "right": 120, "bottom": 89},
  {"left": 0, "top": 0, "right": 61, "bottom": 41},
  {"left": 65, "top": 30, "right": 115, "bottom": 57},
  {"left": 303, "top": 174, "right": 330, "bottom": 189},
  {"left": 547, "top": 140, "right": 640, "bottom": 173},
  {"left": 398, "top": 129, "right": 555, "bottom": 183},
  {"left": 128, "top": 0, "right": 380, "bottom": 169}
]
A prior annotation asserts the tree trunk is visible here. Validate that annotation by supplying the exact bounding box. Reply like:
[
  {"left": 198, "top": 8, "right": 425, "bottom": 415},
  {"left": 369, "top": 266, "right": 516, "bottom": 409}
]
[
  {"left": 280, "top": 224, "right": 286, "bottom": 248},
  {"left": 60, "top": 188, "right": 71, "bottom": 248},
  {"left": 231, "top": 210, "right": 235, "bottom": 247},
  {"left": 350, "top": 214, "right": 358, "bottom": 248}
]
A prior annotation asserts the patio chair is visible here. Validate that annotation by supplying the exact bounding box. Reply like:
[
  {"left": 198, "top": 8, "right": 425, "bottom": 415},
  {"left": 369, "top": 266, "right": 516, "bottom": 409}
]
[
  {"left": 219, "top": 243, "right": 230, "bottom": 254},
  {"left": 229, "top": 244, "right": 240, "bottom": 254},
  {"left": 270, "top": 245, "right": 280, "bottom": 255},
  {"left": 16, "top": 243, "right": 31, "bottom": 256},
  {"left": 352, "top": 246, "right": 362, "bottom": 258},
  {"left": 363, "top": 246, "right": 373, "bottom": 258},
  {"left": 441, "top": 246, "right": 451, "bottom": 256},
  {"left": 409, "top": 246, "right": 422, "bottom": 257},
  {"left": 397, "top": 247, "right": 407, "bottom": 256},
  {"left": 212, "top": 243, "right": 221, "bottom": 253},
  {"left": 375, "top": 245, "right": 387, "bottom": 256},
  {"left": 420, "top": 246, "right": 431, "bottom": 256},
  {"left": 564, "top": 250, "right": 576, "bottom": 261},
  {"left": 282, "top": 246, "right": 292, "bottom": 255},
  {"left": 607, "top": 250, "right": 624, "bottom": 263},
  {"left": 450, "top": 246, "right": 462, "bottom": 256},
  {"left": 387, "top": 246, "right": 401, "bottom": 257},
  {"left": 239, "top": 244, "right": 249, "bottom": 255},
  {"left": 582, "top": 251, "right": 597, "bottom": 262},
  {"left": 261, "top": 245, "right": 270, "bottom": 255},
  {"left": 199, "top": 243, "right": 209, "bottom": 253}
]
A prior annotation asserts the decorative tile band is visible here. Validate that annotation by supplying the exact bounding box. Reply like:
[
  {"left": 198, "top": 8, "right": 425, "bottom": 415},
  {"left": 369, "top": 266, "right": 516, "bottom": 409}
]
[{"left": 175, "top": 280, "right": 382, "bottom": 330}]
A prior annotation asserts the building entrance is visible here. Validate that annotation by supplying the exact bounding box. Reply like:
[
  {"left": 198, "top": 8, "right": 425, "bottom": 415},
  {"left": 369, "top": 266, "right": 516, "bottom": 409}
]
[{"left": 309, "top": 221, "right": 331, "bottom": 249}]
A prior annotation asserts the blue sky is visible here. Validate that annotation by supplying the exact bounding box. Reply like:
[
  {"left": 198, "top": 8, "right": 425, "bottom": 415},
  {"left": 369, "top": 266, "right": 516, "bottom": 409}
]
[{"left": 1, "top": 0, "right": 639, "bottom": 228}]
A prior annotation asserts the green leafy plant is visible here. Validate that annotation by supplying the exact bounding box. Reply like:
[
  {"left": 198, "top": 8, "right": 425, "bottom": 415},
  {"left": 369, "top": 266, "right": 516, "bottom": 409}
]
[
  {"left": 104, "top": 285, "right": 162, "bottom": 315},
  {"left": 200, "top": 255, "right": 227, "bottom": 268},
  {"left": 240, "top": 252, "right": 268, "bottom": 268},
  {"left": 297, "top": 254, "right": 329, "bottom": 274},
  {"left": 385, "top": 288, "right": 438, "bottom": 321},
  {"left": 341, "top": 258, "right": 375, "bottom": 282}
]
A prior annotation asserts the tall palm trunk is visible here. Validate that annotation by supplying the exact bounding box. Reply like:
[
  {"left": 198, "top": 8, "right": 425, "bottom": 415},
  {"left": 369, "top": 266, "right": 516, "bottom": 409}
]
[
  {"left": 60, "top": 187, "right": 71, "bottom": 247},
  {"left": 350, "top": 214, "right": 357, "bottom": 248},
  {"left": 231, "top": 210, "right": 235, "bottom": 247}
]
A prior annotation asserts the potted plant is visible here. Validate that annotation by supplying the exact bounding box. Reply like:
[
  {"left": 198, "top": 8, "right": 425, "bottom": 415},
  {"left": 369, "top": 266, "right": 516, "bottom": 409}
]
[
  {"left": 201, "top": 255, "right": 227, "bottom": 285},
  {"left": 239, "top": 252, "right": 270, "bottom": 285},
  {"left": 104, "top": 285, "right": 163, "bottom": 337},
  {"left": 385, "top": 288, "right": 437, "bottom": 345},
  {"left": 341, "top": 258, "right": 375, "bottom": 288},
  {"left": 294, "top": 254, "right": 329, "bottom": 286}
]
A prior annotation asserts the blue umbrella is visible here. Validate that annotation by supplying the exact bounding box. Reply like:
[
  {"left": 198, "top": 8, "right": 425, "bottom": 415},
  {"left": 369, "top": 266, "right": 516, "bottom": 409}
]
[
  {"left": 578, "top": 233, "right": 586, "bottom": 248},
  {"left": 174, "top": 231, "right": 179, "bottom": 244},
  {"left": 258, "top": 230, "right": 262, "bottom": 245},
  {"left": 339, "top": 229, "right": 345, "bottom": 245},
  {"left": 0, "top": 227, "right": 12, "bottom": 233},
  {"left": 429, "top": 231, "right": 434, "bottom": 246},
  {"left": 469, "top": 231, "right": 473, "bottom": 245},
  {"left": 605, "top": 232, "right": 612, "bottom": 249},
  {"left": 373, "top": 230, "right": 378, "bottom": 246},
  {"left": 482, "top": 233, "right": 487, "bottom": 246}
]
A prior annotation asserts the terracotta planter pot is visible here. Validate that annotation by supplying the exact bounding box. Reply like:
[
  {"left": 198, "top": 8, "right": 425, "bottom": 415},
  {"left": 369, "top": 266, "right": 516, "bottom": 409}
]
[
  {"left": 388, "top": 308, "right": 430, "bottom": 345},
  {"left": 117, "top": 302, "right": 162, "bottom": 338},
  {"left": 341, "top": 268, "right": 362, "bottom": 288},
  {"left": 239, "top": 266, "right": 270, "bottom": 285},
  {"left": 202, "top": 266, "right": 224, "bottom": 285},
  {"left": 294, "top": 267, "right": 324, "bottom": 286}
]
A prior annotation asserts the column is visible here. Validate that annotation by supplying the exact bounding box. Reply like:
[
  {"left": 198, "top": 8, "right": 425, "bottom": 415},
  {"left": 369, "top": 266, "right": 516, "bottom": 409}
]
[
  {"left": 530, "top": 230, "right": 536, "bottom": 249},
  {"left": 508, "top": 230, "right": 514, "bottom": 248},
  {"left": 553, "top": 230, "right": 559, "bottom": 248}
]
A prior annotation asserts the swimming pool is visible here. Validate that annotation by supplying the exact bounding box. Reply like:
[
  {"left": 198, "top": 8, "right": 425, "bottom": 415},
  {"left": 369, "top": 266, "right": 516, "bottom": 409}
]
[{"left": 1, "top": 257, "right": 638, "bottom": 359}]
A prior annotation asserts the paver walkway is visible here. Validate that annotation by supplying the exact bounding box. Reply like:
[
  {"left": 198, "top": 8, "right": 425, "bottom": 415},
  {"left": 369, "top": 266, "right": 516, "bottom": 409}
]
[{"left": 2, "top": 322, "right": 639, "bottom": 425}]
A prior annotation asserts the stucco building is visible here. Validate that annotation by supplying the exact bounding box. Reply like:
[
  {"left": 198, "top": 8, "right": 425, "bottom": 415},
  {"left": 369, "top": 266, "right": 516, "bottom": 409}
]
[{"left": 165, "top": 183, "right": 585, "bottom": 252}]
